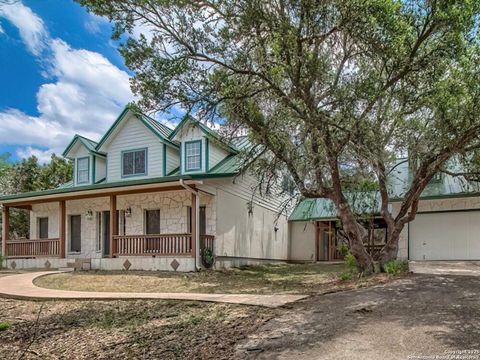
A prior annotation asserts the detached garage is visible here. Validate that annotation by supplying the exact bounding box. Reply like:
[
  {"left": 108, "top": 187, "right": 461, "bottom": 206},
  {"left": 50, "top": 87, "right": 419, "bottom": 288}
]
[{"left": 409, "top": 210, "right": 480, "bottom": 261}]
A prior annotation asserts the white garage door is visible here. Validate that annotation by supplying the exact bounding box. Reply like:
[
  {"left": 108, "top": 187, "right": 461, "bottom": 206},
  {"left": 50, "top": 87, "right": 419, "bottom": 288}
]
[{"left": 410, "top": 211, "right": 480, "bottom": 260}]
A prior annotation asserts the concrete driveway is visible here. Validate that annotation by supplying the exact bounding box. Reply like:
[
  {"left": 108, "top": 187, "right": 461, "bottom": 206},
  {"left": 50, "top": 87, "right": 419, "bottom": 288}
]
[
  {"left": 236, "top": 274, "right": 480, "bottom": 359},
  {"left": 410, "top": 261, "right": 480, "bottom": 276}
]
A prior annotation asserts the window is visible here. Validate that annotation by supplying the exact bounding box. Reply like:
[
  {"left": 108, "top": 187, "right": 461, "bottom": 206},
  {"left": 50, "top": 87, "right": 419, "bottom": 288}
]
[
  {"left": 122, "top": 149, "right": 147, "bottom": 177},
  {"left": 145, "top": 209, "right": 160, "bottom": 234},
  {"left": 184, "top": 141, "right": 202, "bottom": 171},
  {"left": 96, "top": 210, "right": 126, "bottom": 252},
  {"left": 77, "top": 157, "right": 90, "bottom": 184},
  {"left": 38, "top": 217, "right": 48, "bottom": 239}
]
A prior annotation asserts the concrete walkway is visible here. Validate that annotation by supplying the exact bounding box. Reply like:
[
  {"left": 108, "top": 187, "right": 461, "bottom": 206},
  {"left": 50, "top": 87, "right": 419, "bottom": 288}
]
[{"left": 0, "top": 271, "right": 306, "bottom": 308}]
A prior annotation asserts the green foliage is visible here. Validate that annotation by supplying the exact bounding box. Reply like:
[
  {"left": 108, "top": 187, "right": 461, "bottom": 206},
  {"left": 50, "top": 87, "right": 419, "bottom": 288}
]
[
  {"left": 0, "top": 321, "right": 10, "bottom": 331},
  {"left": 383, "top": 260, "right": 409, "bottom": 275},
  {"left": 340, "top": 272, "right": 353, "bottom": 281},
  {"left": 0, "top": 255, "right": 4, "bottom": 269},
  {"left": 344, "top": 252, "right": 357, "bottom": 271},
  {"left": 201, "top": 248, "right": 215, "bottom": 269},
  {"left": 0, "top": 154, "right": 72, "bottom": 239},
  {"left": 337, "top": 244, "right": 349, "bottom": 257}
]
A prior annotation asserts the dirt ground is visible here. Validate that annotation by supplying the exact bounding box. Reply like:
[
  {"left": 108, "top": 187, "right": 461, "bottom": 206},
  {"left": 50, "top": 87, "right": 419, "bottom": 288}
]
[
  {"left": 235, "top": 273, "right": 480, "bottom": 360},
  {"left": 34, "top": 263, "right": 359, "bottom": 295}
]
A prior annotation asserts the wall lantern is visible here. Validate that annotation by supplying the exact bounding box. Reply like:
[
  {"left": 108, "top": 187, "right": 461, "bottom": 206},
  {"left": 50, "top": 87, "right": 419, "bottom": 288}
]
[
  {"left": 85, "top": 210, "right": 93, "bottom": 220},
  {"left": 125, "top": 207, "right": 132, "bottom": 217}
]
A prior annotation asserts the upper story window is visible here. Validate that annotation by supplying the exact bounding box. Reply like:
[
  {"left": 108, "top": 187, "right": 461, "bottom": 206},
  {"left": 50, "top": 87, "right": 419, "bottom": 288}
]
[
  {"left": 122, "top": 148, "right": 147, "bottom": 177},
  {"left": 77, "top": 157, "right": 90, "bottom": 184},
  {"left": 185, "top": 140, "right": 202, "bottom": 172}
]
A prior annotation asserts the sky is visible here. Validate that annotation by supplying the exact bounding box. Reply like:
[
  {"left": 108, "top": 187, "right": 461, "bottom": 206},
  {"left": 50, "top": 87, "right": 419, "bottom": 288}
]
[{"left": 0, "top": 0, "right": 179, "bottom": 163}]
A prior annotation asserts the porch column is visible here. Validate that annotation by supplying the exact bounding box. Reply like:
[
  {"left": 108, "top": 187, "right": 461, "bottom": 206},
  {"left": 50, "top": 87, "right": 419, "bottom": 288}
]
[
  {"left": 2, "top": 205, "right": 9, "bottom": 258},
  {"left": 59, "top": 200, "right": 66, "bottom": 258},
  {"left": 191, "top": 193, "right": 197, "bottom": 259},
  {"left": 109, "top": 195, "right": 117, "bottom": 258}
]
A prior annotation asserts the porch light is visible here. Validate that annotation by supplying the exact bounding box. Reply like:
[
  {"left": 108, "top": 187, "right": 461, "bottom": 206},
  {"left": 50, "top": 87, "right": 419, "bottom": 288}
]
[
  {"left": 125, "top": 207, "right": 132, "bottom": 217},
  {"left": 85, "top": 210, "right": 93, "bottom": 220}
]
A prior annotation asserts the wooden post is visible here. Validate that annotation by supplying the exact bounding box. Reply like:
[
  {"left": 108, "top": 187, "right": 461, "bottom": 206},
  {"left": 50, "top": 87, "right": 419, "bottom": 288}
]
[
  {"left": 191, "top": 193, "right": 197, "bottom": 259},
  {"left": 109, "top": 195, "right": 117, "bottom": 258},
  {"left": 2, "top": 206, "right": 9, "bottom": 258},
  {"left": 315, "top": 221, "right": 319, "bottom": 262},
  {"left": 59, "top": 200, "right": 66, "bottom": 258}
]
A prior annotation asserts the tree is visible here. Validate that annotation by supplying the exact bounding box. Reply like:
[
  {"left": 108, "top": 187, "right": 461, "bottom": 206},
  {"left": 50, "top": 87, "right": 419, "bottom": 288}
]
[
  {"left": 78, "top": 0, "right": 480, "bottom": 272},
  {"left": 1, "top": 154, "right": 72, "bottom": 239}
]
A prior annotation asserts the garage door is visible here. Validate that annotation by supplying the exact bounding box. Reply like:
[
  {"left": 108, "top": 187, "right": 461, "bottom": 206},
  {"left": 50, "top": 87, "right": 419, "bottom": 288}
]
[{"left": 410, "top": 211, "right": 480, "bottom": 260}]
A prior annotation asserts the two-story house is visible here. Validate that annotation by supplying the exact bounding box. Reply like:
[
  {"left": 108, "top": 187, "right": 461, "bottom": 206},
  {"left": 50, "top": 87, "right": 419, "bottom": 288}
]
[{"left": 0, "top": 106, "right": 289, "bottom": 271}]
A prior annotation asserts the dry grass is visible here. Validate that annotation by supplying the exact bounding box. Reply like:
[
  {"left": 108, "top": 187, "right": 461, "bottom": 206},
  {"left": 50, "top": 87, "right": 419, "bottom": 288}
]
[
  {"left": 0, "top": 297, "right": 275, "bottom": 359},
  {"left": 34, "top": 263, "right": 347, "bottom": 295}
]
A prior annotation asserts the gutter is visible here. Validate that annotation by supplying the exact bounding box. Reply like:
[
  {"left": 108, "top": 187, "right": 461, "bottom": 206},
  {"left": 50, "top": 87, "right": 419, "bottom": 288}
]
[{"left": 179, "top": 179, "right": 201, "bottom": 271}]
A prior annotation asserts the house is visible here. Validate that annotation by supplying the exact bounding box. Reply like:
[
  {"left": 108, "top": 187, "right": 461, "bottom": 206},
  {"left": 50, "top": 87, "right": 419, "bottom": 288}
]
[
  {"left": 289, "top": 160, "right": 480, "bottom": 262},
  {"left": 0, "top": 106, "right": 289, "bottom": 271}
]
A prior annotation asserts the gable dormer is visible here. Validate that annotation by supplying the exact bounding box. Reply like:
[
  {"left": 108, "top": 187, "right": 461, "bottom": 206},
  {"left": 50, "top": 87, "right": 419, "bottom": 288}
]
[
  {"left": 96, "top": 106, "right": 180, "bottom": 182},
  {"left": 169, "top": 116, "right": 237, "bottom": 175},
  {"left": 63, "top": 135, "right": 106, "bottom": 186}
]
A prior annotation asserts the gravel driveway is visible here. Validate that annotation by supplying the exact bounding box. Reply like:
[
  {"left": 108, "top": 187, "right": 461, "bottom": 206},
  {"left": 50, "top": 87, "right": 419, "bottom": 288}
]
[{"left": 236, "top": 274, "right": 480, "bottom": 360}]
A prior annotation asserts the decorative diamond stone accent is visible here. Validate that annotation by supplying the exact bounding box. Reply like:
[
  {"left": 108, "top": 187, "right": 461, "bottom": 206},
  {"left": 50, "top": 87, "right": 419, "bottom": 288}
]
[
  {"left": 44, "top": 260, "right": 51, "bottom": 269},
  {"left": 123, "top": 259, "right": 132, "bottom": 271},
  {"left": 170, "top": 259, "right": 180, "bottom": 271},
  {"left": 10, "top": 261, "right": 16, "bottom": 270}
]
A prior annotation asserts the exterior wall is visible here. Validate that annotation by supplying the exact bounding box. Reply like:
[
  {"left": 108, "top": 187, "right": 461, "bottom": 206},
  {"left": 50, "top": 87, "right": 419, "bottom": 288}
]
[
  {"left": 165, "top": 145, "right": 180, "bottom": 174},
  {"left": 104, "top": 115, "right": 164, "bottom": 181},
  {"left": 95, "top": 156, "right": 106, "bottom": 182},
  {"left": 209, "top": 141, "right": 229, "bottom": 169},
  {"left": 393, "top": 196, "right": 480, "bottom": 260},
  {"left": 208, "top": 176, "right": 290, "bottom": 268},
  {"left": 27, "top": 190, "right": 216, "bottom": 262},
  {"left": 289, "top": 221, "right": 316, "bottom": 262}
]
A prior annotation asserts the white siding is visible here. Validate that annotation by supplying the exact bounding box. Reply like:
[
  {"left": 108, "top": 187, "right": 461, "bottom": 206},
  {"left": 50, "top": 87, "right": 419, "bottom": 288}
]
[
  {"left": 94, "top": 156, "right": 106, "bottom": 182},
  {"left": 104, "top": 115, "right": 164, "bottom": 182},
  {"left": 289, "top": 221, "right": 316, "bottom": 261},
  {"left": 208, "top": 141, "right": 229, "bottom": 170},
  {"left": 166, "top": 145, "right": 180, "bottom": 174}
]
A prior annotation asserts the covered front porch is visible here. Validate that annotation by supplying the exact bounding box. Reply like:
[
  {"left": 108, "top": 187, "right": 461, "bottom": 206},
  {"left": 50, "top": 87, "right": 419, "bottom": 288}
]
[{"left": 1, "top": 180, "right": 216, "bottom": 271}]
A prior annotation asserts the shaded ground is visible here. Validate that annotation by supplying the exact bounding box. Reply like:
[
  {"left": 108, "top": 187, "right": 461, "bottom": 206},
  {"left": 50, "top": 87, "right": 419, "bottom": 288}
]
[
  {"left": 34, "top": 263, "right": 367, "bottom": 295},
  {"left": 236, "top": 274, "right": 480, "bottom": 360},
  {"left": 0, "top": 297, "right": 276, "bottom": 359}
]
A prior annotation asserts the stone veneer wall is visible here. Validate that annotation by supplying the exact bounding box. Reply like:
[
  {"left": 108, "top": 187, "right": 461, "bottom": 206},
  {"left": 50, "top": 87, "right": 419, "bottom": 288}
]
[
  {"left": 28, "top": 190, "right": 216, "bottom": 261},
  {"left": 393, "top": 195, "right": 480, "bottom": 260}
]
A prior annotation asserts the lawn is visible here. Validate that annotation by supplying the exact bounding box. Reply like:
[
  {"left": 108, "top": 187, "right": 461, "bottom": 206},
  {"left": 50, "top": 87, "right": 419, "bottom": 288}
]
[
  {"left": 0, "top": 297, "right": 275, "bottom": 359},
  {"left": 34, "top": 263, "right": 349, "bottom": 295}
]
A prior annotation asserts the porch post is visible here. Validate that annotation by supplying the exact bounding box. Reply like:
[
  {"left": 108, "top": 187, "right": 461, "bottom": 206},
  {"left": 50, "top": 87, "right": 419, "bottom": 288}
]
[
  {"left": 191, "top": 193, "right": 197, "bottom": 259},
  {"left": 59, "top": 200, "right": 66, "bottom": 258},
  {"left": 2, "top": 205, "right": 9, "bottom": 258},
  {"left": 315, "top": 221, "right": 319, "bottom": 262},
  {"left": 109, "top": 195, "right": 117, "bottom": 258}
]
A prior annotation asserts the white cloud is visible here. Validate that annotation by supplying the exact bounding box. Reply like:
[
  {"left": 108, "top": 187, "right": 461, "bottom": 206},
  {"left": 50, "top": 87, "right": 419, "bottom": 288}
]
[
  {"left": 16, "top": 147, "right": 56, "bottom": 164},
  {"left": 0, "top": 1, "right": 48, "bottom": 55},
  {"left": 0, "top": 1, "right": 134, "bottom": 162},
  {"left": 0, "top": 23, "right": 4, "bottom": 34}
]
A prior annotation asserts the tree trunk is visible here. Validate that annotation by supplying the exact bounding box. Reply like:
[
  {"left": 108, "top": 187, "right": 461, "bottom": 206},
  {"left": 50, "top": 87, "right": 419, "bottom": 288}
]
[
  {"left": 337, "top": 202, "right": 375, "bottom": 274},
  {"left": 378, "top": 226, "right": 403, "bottom": 269}
]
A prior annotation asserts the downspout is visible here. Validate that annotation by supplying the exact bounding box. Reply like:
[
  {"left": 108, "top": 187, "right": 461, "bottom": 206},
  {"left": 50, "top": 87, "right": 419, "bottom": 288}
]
[{"left": 180, "top": 179, "right": 200, "bottom": 271}]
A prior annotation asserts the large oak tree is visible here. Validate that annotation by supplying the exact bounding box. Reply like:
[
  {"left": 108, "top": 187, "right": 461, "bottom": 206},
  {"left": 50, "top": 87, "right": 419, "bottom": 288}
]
[{"left": 79, "top": 0, "right": 480, "bottom": 272}]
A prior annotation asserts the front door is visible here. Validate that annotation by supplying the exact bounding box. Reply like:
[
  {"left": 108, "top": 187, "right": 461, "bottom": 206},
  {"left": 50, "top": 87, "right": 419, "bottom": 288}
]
[
  {"left": 70, "top": 215, "right": 81, "bottom": 252},
  {"left": 102, "top": 211, "right": 110, "bottom": 257}
]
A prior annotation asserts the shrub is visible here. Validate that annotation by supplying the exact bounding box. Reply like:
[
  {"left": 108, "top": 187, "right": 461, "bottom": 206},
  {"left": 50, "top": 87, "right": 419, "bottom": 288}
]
[
  {"left": 0, "top": 321, "right": 10, "bottom": 331},
  {"left": 201, "top": 248, "right": 215, "bottom": 269},
  {"left": 337, "top": 244, "right": 349, "bottom": 257},
  {"left": 344, "top": 252, "right": 357, "bottom": 270},
  {"left": 383, "top": 260, "right": 409, "bottom": 274},
  {"left": 340, "top": 272, "right": 353, "bottom": 281}
]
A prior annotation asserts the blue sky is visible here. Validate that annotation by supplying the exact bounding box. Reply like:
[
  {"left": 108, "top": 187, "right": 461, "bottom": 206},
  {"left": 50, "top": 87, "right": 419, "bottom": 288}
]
[{"left": 0, "top": 1, "right": 178, "bottom": 163}]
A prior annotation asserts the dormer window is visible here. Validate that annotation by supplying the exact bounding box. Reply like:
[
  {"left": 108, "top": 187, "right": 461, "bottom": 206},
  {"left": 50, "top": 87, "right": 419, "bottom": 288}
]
[
  {"left": 185, "top": 140, "right": 202, "bottom": 172},
  {"left": 122, "top": 148, "right": 147, "bottom": 177},
  {"left": 77, "top": 157, "right": 90, "bottom": 184}
]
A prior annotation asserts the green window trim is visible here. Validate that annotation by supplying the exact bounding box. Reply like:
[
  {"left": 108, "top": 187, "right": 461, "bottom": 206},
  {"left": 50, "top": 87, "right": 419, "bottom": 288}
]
[
  {"left": 76, "top": 156, "right": 90, "bottom": 185},
  {"left": 121, "top": 148, "right": 148, "bottom": 178},
  {"left": 184, "top": 140, "right": 202, "bottom": 173},
  {"left": 205, "top": 137, "right": 209, "bottom": 172}
]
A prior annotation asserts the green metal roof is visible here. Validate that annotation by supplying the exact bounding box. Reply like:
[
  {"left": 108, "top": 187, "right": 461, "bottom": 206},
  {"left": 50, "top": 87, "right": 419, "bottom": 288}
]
[
  {"left": 62, "top": 134, "right": 103, "bottom": 158},
  {"left": 289, "top": 192, "right": 381, "bottom": 222},
  {"left": 141, "top": 114, "right": 175, "bottom": 140}
]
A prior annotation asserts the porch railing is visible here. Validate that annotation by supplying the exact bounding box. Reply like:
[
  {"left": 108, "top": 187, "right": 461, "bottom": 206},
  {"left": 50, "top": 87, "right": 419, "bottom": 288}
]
[
  {"left": 113, "top": 234, "right": 215, "bottom": 257},
  {"left": 5, "top": 238, "right": 60, "bottom": 258}
]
